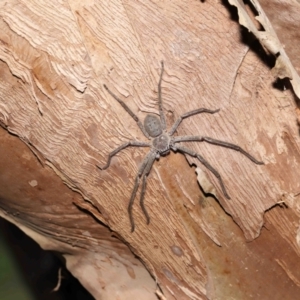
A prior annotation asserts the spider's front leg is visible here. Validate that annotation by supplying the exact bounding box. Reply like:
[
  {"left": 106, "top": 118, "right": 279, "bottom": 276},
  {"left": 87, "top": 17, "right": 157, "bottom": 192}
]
[
  {"left": 172, "top": 145, "right": 230, "bottom": 199},
  {"left": 97, "top": 141, "right": 150, "bottom": 170},
  {"left": 128, "top": 150, "right": 157, "bottom": 232}
]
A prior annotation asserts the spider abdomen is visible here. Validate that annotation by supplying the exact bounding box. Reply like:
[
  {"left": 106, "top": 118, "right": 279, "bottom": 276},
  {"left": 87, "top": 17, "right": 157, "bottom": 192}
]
[
  {"left": 153, "top": 133, "right": 170, "bottom": 153},
  {"left": 144, "top": 115, "right": 163, "bottom": 137}
]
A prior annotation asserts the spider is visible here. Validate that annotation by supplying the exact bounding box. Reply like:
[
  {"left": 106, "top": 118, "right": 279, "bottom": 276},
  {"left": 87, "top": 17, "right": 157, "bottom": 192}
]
[{"left": 99, "top": 61, "right": 263, "bottom": 232}]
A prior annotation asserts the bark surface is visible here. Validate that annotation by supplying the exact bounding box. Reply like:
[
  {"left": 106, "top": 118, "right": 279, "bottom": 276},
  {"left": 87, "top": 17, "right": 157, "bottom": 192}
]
[{"left": 1, "top": 0, "right": 300, "bottom": 299}]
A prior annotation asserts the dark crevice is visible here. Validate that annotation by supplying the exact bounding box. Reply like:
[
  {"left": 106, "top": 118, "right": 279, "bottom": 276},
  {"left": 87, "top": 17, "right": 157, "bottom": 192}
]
[{"left": 0, "top": 218, "right": 95, "bottom": 300}]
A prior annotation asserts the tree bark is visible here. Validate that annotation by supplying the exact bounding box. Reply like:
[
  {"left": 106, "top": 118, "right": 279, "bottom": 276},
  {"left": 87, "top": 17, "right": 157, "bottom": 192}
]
[{"left": 1, "top": 0, "right": 300, "bottom": 299}]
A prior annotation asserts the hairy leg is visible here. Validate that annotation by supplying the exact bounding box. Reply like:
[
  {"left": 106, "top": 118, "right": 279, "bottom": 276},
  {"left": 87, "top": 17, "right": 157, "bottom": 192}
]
[
  {"left": 97, "top": 141, "right": 150, "bottom": 170},
  {"left": 103, "top": 84, "right": 151, "bottom": 139},
  {"left": 128, "top": 151, "right": 157, "bottom": 232},
  {"left": 139, "top": 153, "right": 157, "bottom": 225},
  {"left": 158, "top": 61, "right": 167, "bottom": 130},
  {"left": 169, "top": 108, "right": 220, "bottom": 136},
  {"left": 172, "top": 136, "right": 263, "bottom": 164},
  {"left": 172, "top": 145, "right": 230, "bottom": 199}
]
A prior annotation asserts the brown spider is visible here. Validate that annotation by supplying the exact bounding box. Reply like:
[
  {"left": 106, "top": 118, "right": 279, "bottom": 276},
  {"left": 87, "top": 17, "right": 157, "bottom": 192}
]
[{"left": 99, "top": 61, "right": 263, "bottom": 232}]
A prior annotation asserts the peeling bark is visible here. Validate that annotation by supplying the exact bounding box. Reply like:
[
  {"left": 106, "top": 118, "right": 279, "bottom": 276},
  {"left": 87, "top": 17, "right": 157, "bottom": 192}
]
[{"left": 0, "top": 0, "right": 300, "bottom": 299}]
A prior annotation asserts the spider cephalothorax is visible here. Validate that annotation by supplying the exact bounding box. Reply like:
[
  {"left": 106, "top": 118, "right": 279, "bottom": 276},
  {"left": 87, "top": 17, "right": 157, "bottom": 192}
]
[
  {"left": 144, "top": 114, "right": 171, "bottom": 154},
  {"left": 99, "top": 61, "right": 263, "bottom": 232}
]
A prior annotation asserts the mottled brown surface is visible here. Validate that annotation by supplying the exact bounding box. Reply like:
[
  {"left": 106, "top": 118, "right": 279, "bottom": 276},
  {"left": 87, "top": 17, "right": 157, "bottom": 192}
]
[
  {"left": 0, "top": 0, "right": 300, "bottom": 299},
  {"left": 260, "top": 0, "right": 300, "bottom": 74},
  {"left": 0, "top": 127, "right": 156, "bottom": 299}
]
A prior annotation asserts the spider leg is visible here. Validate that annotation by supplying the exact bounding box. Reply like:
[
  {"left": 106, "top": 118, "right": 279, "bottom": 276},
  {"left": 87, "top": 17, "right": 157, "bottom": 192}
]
[
  {"left": 172, "top": 136, "right": 264, "bottom": 164},
  {"left": 139, "top": 153, "right": 157, "bottom": 225},
  {"left": 172, "top": 145, "right": 230, "bottom": 199},
  {"left": 128, "top": 150, "right": 157, "bottom": 232},
  {"left": 97, "top": 141, "right": 151, "bottom": 170},
  {"left": 169, "top": 108, "right": 220, "bottom": 136},
  {"left": 103, "top": 84, "right": 151, "bottom": 139},
  {"left": 158, "top": 61, "right": 167, "bottom": 130}
]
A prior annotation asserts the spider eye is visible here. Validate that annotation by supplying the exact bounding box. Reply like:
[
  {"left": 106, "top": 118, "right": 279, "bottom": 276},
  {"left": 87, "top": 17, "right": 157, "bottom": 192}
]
[{"left": 144, "top": 115, "right": 162, "bottom": 137}]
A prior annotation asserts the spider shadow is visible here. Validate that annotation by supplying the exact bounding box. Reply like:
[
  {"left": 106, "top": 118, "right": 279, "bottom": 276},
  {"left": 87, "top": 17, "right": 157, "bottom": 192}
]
[
  {"left": 194, "top": 177, "right": 254, "bottom": 239},
  {"left": 195, "top": 172, "right": 232, "bottom": 216}
]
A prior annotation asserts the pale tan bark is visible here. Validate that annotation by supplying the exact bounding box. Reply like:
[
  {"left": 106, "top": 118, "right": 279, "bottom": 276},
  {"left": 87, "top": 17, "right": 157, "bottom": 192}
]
[{"left": 0, "top": 0, "right": 300, "bottom": 299}]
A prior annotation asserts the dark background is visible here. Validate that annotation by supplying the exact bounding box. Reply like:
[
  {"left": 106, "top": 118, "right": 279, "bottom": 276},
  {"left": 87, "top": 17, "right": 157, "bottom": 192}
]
[{"left": 0, "top": 218, "right": 94, "bottom": 300}]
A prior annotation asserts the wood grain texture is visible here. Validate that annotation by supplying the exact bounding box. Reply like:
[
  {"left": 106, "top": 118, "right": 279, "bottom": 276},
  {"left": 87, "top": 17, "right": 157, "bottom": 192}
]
[{"left": 0, "top": 0, "right": 300, "bottom": 299}]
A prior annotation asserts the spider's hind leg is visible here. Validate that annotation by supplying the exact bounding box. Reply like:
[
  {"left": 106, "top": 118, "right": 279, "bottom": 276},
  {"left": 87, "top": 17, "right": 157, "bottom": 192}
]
[
  {"left": 103, "top": 84, "right": 151, "bottom": 139},
  {"left": 173, "top": 145, "right": 231, "bottom": 199},
  {"left": 158, "top": 61, "right": 167, "bottom": 130}
]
